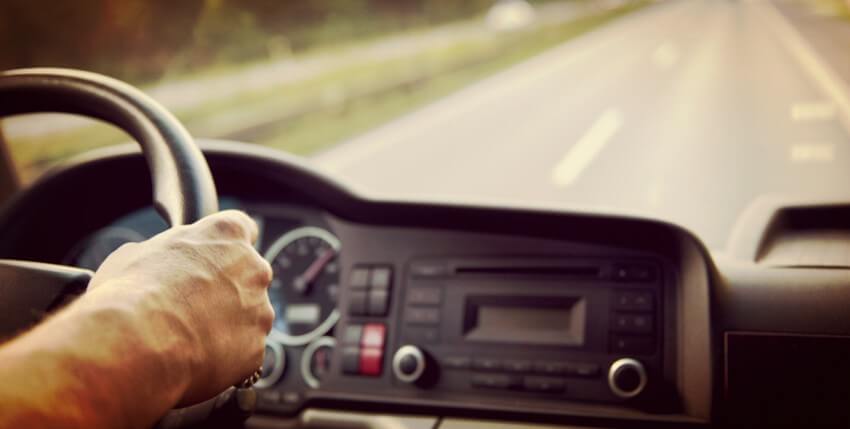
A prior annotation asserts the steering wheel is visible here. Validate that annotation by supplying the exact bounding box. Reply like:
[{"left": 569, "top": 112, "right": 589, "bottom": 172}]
[{"left": 0, "top": 68, "right": 255, "bottom": 427}]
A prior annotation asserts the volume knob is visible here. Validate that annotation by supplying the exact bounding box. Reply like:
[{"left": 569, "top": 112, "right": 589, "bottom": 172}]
[
  {"left": 392, "top": 345, "right": 426, "bottom": 384},
  {"left": 608, "top": 358, "right": 647, "bottom": 398}
]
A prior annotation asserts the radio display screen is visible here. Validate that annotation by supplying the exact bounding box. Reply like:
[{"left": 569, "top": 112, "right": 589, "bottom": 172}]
[{"left": 463, "top": 296, "right": 586, "bottom": 346}]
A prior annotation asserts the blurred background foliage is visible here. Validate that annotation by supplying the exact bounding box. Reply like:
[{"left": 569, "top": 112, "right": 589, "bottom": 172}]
[{"left": 0, "top": 0, "right": 505, "bottom": 83}]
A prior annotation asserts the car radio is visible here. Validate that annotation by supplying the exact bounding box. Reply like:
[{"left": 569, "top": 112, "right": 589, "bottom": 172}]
[
  {"left": 383, "top": 257, "right": 664, "bottom": 403},
  {"left": 256, "top": 239, "right": 683, "bottom": 417}
]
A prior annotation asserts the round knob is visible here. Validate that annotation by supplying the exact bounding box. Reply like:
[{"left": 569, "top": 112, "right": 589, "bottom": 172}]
[
  {"left": 255, "top": 340, "right": 285, "bottom": 389},
  {"left": 608, "top": 358, "right": 647, "bottom": 399},
  {"left": 392, "top": 345, "right": 426, "bottom": 384}
]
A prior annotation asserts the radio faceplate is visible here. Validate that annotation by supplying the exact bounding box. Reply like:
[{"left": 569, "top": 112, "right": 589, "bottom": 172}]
[{"left": 393, "top": 258, "right": 664, "bottom": 404}]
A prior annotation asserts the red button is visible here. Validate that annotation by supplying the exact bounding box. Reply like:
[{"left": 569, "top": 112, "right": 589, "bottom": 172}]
[
  {"left": 361, "top": 323, "right": 386, "bottom": 349},
  {"left": 360, "top": 347, "right": 383, "bottom": 376}
]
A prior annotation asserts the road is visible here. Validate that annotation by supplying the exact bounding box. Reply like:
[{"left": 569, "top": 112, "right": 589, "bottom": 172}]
[{"left": 315, "top": 0, "right": 850, "bottom": 251}]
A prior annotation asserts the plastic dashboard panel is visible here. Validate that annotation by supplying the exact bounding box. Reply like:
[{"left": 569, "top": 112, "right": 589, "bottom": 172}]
[{"left": 0, "top": 141, "right": 720, "bottom": 427}]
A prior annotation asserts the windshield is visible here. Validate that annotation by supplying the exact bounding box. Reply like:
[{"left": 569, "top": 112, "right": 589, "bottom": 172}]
[{"left": 2, "top": 0, "right": 850, "bottom": 250}]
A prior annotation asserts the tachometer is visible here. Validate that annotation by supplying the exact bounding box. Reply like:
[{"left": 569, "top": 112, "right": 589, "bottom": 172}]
[{"left": 264, "top": 226, "right": 341, "bottom": 346}]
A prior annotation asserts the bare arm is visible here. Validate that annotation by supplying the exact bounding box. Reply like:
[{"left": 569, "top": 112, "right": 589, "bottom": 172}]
[{"left": 0, "top": 210, "right": 274, "bottom": 429}]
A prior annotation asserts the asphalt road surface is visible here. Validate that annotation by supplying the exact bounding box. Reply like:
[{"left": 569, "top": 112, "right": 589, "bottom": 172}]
[{"left": 315, "top": 0, "right": 850, "bottom": 251}]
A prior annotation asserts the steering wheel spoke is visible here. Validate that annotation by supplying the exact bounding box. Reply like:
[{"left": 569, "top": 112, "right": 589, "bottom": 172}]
[{"left": 0, "top": 259, "right": 92, "bottom": 340}]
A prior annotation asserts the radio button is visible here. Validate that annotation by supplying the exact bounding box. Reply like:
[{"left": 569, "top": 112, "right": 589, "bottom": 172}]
[
  {"left": 523, "top": 376, "right": 566, "bottom": 393},
  {"left": 410, "top": 262, "right": 451, "bottom": 278},
  {"left": 443, "top": 356, "right": 471, "bottom": 369},
  {"left": 613, "top": 291, "right": 654, "bottom": 312},
  {"left": 407, "top": 288, "right": 442, "bottom": 305},
  {"left": 613, "top": 265, "right": 630, "bottom": 281},
  {"left": 471, "top": 374, "right": 520, "bottom": 390},
  {"left": 503, "top": 359, "right": 533, "bottom": 373},
  {"left": 342, "top": 346, "right": 361, "bottom": 375},
  {"left": 361, "top": 323, "right": 386, "bottom": 349},
  {"left": 404, "top": 307, "right": 440, "bottom": 325},
  {"left": 629, "top": 265, "right": 656, "bottom": 282},
  {"left": 370, "top": 267, "right": 393, "bottom": 290},
  {"left": 342, "top": 324, "right": 363, "bottom": 345},
  {"left": 612, "top": 335, "right": 655, "bottom": 355},
  {"left": 350, "top": 268, "right": 371, "bottom": 289},
  {"left": 534, "top": 361, "right": 569, "bottom": 375},
  {"left": 348, "top": 290, "right": 368, "bottom": 316},
  {"left": 404, "top": 327, "right": 439, "bottom": 344},
  {"left": 472, "top": 358, "right": 502, "bottom": 372},
  {"left": 613, "top": 264, "right": 656, "bottom": 282},
  {"left": 569, "top": 363, "right": 601, "bottom": 378},
  {"left": 360, "top": 347, "right": 383, "bottom": 376},
  {"left": 612, "top": 313, "right": 654, "bottom": 334},
  {"left": 367, "top": 289, "right": 390, "bottom": 316}
]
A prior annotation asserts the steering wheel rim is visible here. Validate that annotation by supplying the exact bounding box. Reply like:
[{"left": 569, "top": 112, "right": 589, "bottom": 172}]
[
  {"left": 0, "top": 67, "right": 218, "bottom": 226},
  {"left": 0, "top": 68, "right": 256, "bottom": 426}
]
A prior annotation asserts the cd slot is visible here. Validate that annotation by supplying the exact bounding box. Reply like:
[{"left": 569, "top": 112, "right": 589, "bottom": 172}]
[{"left": 454, "top": 265, "right": 600, "bottom": 277}]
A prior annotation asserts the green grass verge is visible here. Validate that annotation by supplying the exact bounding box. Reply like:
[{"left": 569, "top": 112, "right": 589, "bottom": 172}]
[
  {"left": 9, "top": 0, "right": 649, "bottom": 182},
  {"left": 803, "top": 0, "right": 850, "bottom": 19}
]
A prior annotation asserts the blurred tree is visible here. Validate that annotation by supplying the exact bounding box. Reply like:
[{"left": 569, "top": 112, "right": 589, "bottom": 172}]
[{"left": 0, "top": 0, "right": 500, "bottom": 82}]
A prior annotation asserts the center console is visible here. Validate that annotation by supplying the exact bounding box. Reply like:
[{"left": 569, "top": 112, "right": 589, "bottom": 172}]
[{"left": 380, "top": 258, "right": 664, "bottom": 403}]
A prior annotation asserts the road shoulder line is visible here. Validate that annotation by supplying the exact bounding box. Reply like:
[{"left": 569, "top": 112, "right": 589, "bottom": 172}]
[{"left": 758, "top": 0, "right": 850, "bottom": 138}]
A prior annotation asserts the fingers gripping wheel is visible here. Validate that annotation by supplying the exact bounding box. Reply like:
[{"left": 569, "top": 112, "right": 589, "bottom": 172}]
[{"left": 0, "top": 69, "right": 258, "bottom": 423}]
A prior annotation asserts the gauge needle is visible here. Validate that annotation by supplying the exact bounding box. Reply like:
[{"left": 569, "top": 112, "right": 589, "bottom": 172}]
[{"left": 293, "top": 248, "right": 337, "bottom": 295}]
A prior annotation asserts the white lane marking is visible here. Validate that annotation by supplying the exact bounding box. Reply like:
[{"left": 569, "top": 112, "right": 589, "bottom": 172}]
[
  {"left": 315, "top": 40, "right": 604, "bottom": 173},
  {"left": 757, "top": 0, "right": 850, "bottom": 137},
  {"left": 551, "top": 109, "right": 623, "bottom": 187},
  {"left": 789, "top": 142, "right": 835, "bottom": 162},
  {"left": 652, "top": 41, "right": 679, "bottom": 69},
  {"left": 315, "top": 1, "right": 686, "bottom": 173},
  {"left": 790, "top": 101, "right": 837, "bottom": 122}
]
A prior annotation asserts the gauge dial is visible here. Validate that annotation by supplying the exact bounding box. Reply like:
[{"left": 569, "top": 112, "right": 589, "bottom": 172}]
[
  {"left": 264, "top": 226, "right": 341, "bottom": 346},
  {"left": 301, "top": 337, "right": 336, "bottom": 388},
  {"left": 256, "top": 340, "right": 285, "bottom": 389}
]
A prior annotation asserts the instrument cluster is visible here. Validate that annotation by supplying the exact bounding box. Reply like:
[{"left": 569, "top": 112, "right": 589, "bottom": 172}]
[{"left": 65, "top": 199, "right": 342, "bottom": 396}]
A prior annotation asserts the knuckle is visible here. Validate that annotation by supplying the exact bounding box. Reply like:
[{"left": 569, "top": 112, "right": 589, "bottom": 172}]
[
  {"left": 259, "top": 302, "right": 275, "bottom": 332},
  {"left": 211, "top": 217, "right": 244, "bottom": 238},
  {"left": 252, "top": 256, "right": 273, "bottom": 286},
  {"left": 166, "top": 237, "right": 194, "bottom": 253},
  {"left": 262, "top": 259, "right": 273, "bottom": 284}
]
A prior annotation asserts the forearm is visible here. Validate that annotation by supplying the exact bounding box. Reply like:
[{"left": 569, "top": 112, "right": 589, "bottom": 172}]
[{"left": 0, "top": 282, "right": 195, "bottom": 429}]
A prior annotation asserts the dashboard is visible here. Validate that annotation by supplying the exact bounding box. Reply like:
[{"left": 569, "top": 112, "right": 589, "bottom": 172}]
[
  {"left": 63, "top": 197, "right": 703, "bottom": 424},
  {"left": 3, "top": 140, "right": 850, "bottom": 428}
]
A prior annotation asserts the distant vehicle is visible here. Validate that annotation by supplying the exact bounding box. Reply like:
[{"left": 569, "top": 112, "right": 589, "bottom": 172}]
[{"left": 485, "top": 0, "right": 536, "bottom": 32}]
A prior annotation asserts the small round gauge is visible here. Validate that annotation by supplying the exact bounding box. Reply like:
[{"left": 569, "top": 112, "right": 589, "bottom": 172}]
[
  {"left": 301, "top": 337, "right": 336, "bottom": 388},
  {"left": 255, "top": 340, "right": 285, "bottom": 389},
  {"left": 264, "top": 226, "right": 341, "bottom": 346}
]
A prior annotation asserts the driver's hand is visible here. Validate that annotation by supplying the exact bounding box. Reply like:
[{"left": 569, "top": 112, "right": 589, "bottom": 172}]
[{"left": 85, "top": 210, "right": 274, "bottom": 406}]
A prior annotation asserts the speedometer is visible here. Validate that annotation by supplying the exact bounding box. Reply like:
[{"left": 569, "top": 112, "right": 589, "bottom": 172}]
[{"left": 264, "top": 226, "right": 341, "bottom": 346}]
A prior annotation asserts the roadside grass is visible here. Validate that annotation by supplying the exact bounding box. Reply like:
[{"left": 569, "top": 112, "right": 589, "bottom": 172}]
[
  {"left": 257, "top": 2, "right": 650, "bottom": 155},
  {"left": 9, "top": 0, "right": 649, "bottom": 182},
  {"left": 803, "top": 0, "right": 850, "bottom": 19}
]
